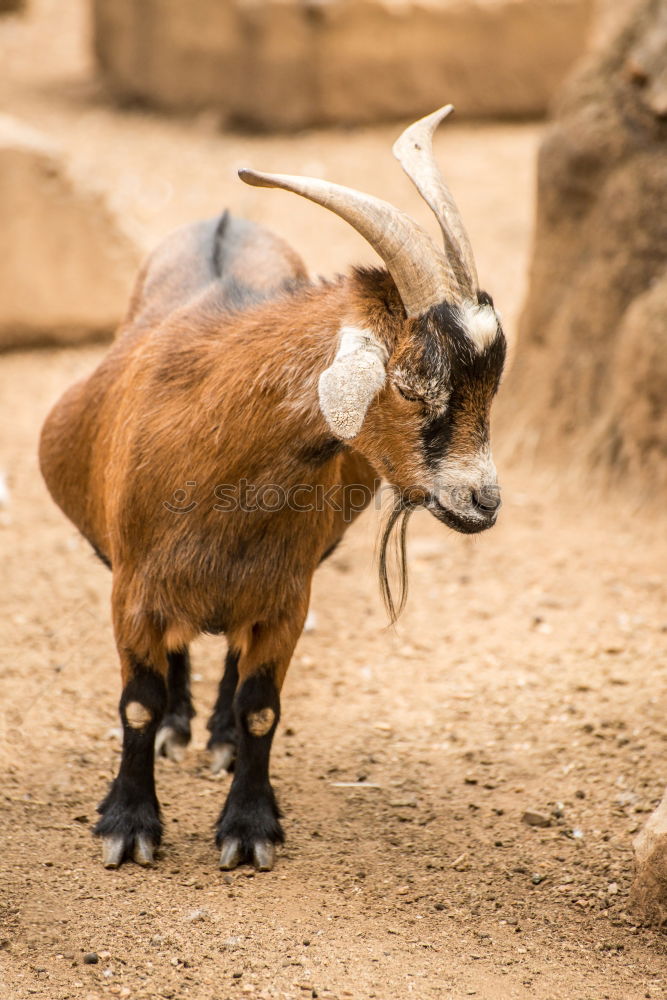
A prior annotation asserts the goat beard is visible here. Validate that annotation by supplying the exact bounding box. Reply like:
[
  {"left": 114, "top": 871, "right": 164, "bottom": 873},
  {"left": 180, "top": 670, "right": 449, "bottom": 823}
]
[{"left": 378, "top": 491, "right": 415, "bottom": 625}]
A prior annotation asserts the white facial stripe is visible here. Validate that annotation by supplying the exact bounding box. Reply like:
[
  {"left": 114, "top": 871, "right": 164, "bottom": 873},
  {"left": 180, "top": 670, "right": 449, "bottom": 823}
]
[{"left": 456, "top": 301, "right": 499, "bottom": 354}]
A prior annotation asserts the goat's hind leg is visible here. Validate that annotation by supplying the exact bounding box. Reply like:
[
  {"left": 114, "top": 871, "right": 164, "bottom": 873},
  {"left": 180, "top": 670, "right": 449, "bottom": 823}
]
[
  {"left": 206, "top": 648, "right": 240, "bottom": 774},
  {"left": 155, "top": 649, "right": 195, "bottom": 763}
]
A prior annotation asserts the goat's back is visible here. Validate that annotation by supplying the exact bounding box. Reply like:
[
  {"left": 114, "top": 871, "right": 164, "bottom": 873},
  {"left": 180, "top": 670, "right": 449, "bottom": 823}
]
[
  {"left": 126, "top": 212, "right": 308, "bottom": 329},
  {"left": 39, "top": 212, "right": 310, "bottom": 561}
]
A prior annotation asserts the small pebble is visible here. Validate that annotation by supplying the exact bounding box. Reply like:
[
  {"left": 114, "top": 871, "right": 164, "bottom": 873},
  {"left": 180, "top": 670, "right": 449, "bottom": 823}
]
[
  {"left": 83, "top": 953, "right": 99, "bottom": 965},
  {"left": 522, "top": 810, "right": 551, "bottom": 828}
]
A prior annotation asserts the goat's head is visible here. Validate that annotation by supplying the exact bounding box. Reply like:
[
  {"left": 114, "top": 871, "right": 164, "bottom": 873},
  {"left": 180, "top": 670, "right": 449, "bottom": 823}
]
[{"left": 240, "top": 105, "right": 506, "bottom": 551}]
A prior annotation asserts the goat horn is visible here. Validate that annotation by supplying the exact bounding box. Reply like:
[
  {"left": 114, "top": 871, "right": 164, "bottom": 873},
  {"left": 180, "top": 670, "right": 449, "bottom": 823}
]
[
  {"left": 392, "top": 104, "right": 479, "bottom": 296},
  {"left": 238, "top": 167, "right": 458, "bottom": 318}
]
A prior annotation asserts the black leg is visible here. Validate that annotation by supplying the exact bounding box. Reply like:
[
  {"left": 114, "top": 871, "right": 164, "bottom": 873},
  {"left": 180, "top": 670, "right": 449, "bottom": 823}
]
[
  {"left": 206, "top": 648, "right": 239, "bottom": 773},
  {"left": 216, "top": 666, "right": 283, "bottom": 871},
  {"left": 155, "top": 649, "right": 195, "bottom": 762},
  {"left": 94, "top": 663, "right": 167, "bottom": 868}
]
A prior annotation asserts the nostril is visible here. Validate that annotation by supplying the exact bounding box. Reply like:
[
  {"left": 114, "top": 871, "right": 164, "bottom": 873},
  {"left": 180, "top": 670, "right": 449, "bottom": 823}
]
[{"left": 472, "top": 487, "right": 501, "bottom": 514}]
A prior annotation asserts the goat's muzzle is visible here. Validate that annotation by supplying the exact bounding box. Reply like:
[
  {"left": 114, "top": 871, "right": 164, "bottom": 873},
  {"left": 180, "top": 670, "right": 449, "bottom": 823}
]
[{"left": 426, "top": 485, "right": 501, "bottom": 535}]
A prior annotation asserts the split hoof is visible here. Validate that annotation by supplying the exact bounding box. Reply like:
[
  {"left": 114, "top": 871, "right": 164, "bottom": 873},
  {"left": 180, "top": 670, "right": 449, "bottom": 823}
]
[
  {"left": 210, "top": 742, "right": 236, "bottom": 775},
  {"left": 101, "top": 833, "right": 157, "bottom": 869},
  {"left": 218, "top": 836, "right": 277, "bottom": 872},
  {"left": 155, "top": 723, "right": 189, "bottom": 763}
]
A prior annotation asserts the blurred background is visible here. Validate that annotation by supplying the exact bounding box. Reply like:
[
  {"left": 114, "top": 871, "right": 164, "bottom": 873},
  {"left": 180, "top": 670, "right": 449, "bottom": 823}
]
[
  {"left": 0, "top": 0, "right": 664, "bottom": 493},
  {"left": 2, "top": 3, "right": 667, "bottom": 998}
]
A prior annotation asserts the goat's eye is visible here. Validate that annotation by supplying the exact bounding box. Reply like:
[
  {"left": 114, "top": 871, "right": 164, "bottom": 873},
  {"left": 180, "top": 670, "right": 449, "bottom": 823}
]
[{"left": 396, "top": 385, "right": 422, "bottom": 403}]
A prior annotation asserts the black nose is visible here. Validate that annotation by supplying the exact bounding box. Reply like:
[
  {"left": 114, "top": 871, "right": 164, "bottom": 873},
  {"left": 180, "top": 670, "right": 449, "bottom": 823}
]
[{"left": 472, "top": 487, "right": 501, "bottom": 514}]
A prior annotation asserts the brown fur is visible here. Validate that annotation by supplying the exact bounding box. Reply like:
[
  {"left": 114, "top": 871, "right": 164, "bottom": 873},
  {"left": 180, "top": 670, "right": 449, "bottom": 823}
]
[
  {"left": 40, "top": 228, "right": 503, "bottom": 678},
  {"left": 41, "top": 224, "right": 385, "bottom": 688},
  {"left": 39, "top": 212, "right": 504, "bottom": 865}
]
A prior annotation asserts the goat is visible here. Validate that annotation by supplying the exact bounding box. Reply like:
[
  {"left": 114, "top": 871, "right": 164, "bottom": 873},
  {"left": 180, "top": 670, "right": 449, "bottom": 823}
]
[{"left": 39, "top": 106, "right": 506, "bottom": 872}]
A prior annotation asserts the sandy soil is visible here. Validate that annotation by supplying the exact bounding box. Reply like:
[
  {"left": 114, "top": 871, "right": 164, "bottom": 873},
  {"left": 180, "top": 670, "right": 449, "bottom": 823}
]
[{"left": 2, "top": 2, "right": 667, "bottom": 999}]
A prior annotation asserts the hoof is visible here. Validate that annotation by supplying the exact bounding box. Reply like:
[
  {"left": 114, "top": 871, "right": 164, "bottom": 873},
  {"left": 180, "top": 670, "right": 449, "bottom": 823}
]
[
  {"left": 219, "top": 837, "right": 242, "bottom": 870},
  {"left": 218, "top": 836, "right": 277, "bottom": 872},
  {"left": 210, "top": 742, "right": 236, "bottom": 775},
  {"left": 252, "top": 839, "right": 276, "bottom": 872},
  {"left": 102, "top": 835, "right": 125, "bottom": 870},
  {"left": 132, "top": 834, "right": 155, "bottom": 866},
  {"left": 102, "top": 833, "right": 157, "bottom": 869},
  {"left": 155, "top": 724, "right": 188, "bottom": 763}
]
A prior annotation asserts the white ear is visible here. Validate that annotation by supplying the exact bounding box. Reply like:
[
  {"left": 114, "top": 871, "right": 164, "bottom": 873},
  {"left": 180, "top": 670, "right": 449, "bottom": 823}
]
[{"left": 318, "top": 326, "right": 388, "bottom": 439}]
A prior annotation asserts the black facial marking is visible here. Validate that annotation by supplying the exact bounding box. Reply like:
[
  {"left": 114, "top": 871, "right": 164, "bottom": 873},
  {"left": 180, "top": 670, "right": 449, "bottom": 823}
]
[
  {"left": 421, "top": 409, "right": 455, "bottom": 467},
  {"left": 206, "top": 648, "right": 240, "bottom": 757},
  {"left": 416, "top": 299, "right": 506, "bottom": 468},
  {"left": 94, "top": 662, "right": 167, "bottom": 851},
  {"left": 216, "top": 663, "right": 284, "bottom": 855}
]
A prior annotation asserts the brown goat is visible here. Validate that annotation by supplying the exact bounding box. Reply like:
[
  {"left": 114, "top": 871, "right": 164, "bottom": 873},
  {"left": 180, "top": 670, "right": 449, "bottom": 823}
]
[{"left": 39, "top": 107, "right": 506, "bottom": 872}]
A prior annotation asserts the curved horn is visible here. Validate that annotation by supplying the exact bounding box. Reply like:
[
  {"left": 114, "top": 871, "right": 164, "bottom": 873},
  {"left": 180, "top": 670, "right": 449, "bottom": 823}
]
[
  {"left": 392, "top": 104, "right": 479, "bottom": 296},
  {"left": 239, "top": 167, "right": 457, "bottom": 318}
]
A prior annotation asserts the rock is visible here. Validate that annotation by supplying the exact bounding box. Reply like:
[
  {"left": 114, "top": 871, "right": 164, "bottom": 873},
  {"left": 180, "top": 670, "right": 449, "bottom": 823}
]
[
  {"left": 0, "top": 115, "right": 140, "bottom": 350},
  {"left": 83, "top": 953, "right": 99, "bottom": 965},
  {"left": 630, "top": 787, "right": 667, "bottom": 926},
  {"left": 92, "top": 0, "right": 594, "bottom": 128},
  {"left": 522, "top": 810, "right": 552, "bottom": 828},
  {"left": 505, "top": 0, "right": 667, "bottom": 489}
]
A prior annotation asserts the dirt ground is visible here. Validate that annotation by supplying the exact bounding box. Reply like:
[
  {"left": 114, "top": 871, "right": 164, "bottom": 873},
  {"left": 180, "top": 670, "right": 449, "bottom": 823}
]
[{"left": 2, "top": 2, "right": 667, "bottom": 999}]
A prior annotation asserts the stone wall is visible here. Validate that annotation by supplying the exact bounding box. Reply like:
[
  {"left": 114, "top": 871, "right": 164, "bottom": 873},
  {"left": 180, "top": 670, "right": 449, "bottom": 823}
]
[
  {"left": 92, "top": 0, "right": 594, "bottom": 128},
  {"left": 0, "top": 116, "right": 140, "bottom": 350},
  {"left": 506, "top": 0, "right": 667, "bottom": 489}
]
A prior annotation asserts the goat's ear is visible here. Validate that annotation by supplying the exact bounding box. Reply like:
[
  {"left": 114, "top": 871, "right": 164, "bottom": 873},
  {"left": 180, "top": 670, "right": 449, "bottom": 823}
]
[{"left": 318, "top": 326, "right": 388, "bottom": 439}]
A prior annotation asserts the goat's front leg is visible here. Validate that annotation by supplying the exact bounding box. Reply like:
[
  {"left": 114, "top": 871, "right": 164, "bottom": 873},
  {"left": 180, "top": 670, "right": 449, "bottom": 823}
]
[
  {"left": 216, "top": 613, "right": 305, "bottom": 872},
  {"left": 94, "top": 590, "right": 168, "bottom": 868}
]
